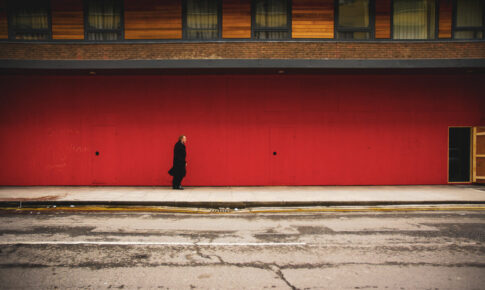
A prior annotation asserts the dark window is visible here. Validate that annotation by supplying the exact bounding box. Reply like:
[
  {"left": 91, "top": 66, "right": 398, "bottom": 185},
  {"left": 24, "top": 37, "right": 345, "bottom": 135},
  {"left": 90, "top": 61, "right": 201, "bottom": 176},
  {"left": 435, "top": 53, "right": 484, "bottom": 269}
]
[
  {"left": 252, "top": 0, "right": 291, "bottom": 39},
  {"left": 8, "top": 0, "right": 51, "bottom": 40},
  {"left": 183, "top": 0, "right": 221, "bottom": 40},
  {"left": 392, "top": 0, "right": 436, "bottom": 39},
  {"left": 449, "top": 127, "right": 471, "bottom": 182},
  {"left": 336, "top": 0, "right": 373, "bottom": 40},
  {"left": 85, "top": 0, "right": 123, "bottom": 41},
  {"left": 453, "top": 0, "right": 484, "bottom": 39}
]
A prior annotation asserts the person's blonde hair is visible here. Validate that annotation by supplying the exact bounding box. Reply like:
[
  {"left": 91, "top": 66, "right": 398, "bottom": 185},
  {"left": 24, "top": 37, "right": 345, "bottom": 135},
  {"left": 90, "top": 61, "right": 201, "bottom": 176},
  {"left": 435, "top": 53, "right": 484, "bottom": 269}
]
[{"left": 178, "top": 135, "right": 186, "bottom": 141}]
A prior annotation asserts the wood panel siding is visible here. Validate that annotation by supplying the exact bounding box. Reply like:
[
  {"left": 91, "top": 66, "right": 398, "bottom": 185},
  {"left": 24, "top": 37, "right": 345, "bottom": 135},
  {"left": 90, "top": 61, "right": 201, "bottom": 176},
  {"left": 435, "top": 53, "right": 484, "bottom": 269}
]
[
  {"left": 292, "top": 0, "right": 334, "bottom": 39},
  {"left": 477, "top": 135, "right": 485, "bottom": 155},
  {"left": 223, "top": 0, "right": 251, "bottom": 38},
  {"left": 0, "top": 0, "right": 7, "bottom": 39},
  {"left": 475, "top": 154, "right": 484, "bottom": 181},
  {"left": 439, "top": 0, "right": 452, "bottom": 38},
  {"left": 375, "top": 0, "right": 391, "bottom": 39},
  {"left": 51, "top": 0, "right": 84, "bottom": 40},
  {"left": 124, "top": 0, "right": 182, "bottom": 39}
]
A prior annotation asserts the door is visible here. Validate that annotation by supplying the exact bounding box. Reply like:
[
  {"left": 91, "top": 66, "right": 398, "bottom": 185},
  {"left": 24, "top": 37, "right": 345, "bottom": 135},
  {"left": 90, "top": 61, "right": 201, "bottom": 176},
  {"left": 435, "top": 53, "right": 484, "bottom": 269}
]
[
  {"left": 269, "top": 127, "right": 296, "bottom": 185},
  {"left": 448, "top": 127, "right": 472, "bottom": 183},
  {"left": 92, "top": 126, "right": 118, "bottom": 185},
  {"left": 473, "top": 126, "right": 485, "bottom": 184}
]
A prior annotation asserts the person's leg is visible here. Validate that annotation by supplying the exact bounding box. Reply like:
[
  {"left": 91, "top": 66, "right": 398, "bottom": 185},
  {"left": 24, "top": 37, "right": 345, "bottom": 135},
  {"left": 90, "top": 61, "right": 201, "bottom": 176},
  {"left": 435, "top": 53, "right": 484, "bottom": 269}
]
[
  {"left": 172, "top": 175, "right": 179, "bottom": 189},
  {"left": 173, "top": 175, "right": 184, "bottom": 189}
]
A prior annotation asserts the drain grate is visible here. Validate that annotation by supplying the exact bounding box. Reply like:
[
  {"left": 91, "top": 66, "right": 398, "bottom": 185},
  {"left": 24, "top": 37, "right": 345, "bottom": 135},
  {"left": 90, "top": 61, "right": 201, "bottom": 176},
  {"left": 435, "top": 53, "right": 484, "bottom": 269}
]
[{"left": 210, "top": 208, "right": 233, "bottom": 213}]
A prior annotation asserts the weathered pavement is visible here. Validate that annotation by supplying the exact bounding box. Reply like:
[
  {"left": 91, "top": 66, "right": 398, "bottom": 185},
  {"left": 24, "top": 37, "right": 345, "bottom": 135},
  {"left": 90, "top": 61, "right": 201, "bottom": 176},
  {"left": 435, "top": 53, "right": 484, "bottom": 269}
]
[
  {"left": 1, "top": 185, "right": 485, "bottom": 208},
  {"left": 0, "top": 209, "right": 484, "bottom": 289}
]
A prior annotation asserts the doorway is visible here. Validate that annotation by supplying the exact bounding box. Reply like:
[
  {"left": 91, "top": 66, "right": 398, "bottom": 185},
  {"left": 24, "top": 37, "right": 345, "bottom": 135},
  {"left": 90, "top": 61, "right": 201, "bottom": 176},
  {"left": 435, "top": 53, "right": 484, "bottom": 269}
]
[{"left": 448, "top": 127, "right": 471, "bottom": 183}]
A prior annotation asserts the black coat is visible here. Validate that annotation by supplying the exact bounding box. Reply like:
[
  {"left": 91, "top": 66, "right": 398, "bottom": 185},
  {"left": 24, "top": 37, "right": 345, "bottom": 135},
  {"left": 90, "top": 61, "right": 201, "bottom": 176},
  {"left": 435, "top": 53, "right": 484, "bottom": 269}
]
[{"left": 169, "top": 141, "right": 186, "bottom": 177}]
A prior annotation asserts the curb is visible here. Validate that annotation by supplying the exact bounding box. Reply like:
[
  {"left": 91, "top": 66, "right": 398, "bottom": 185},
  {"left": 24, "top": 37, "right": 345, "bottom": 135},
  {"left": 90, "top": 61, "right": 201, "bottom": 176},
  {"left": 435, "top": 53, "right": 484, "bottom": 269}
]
[{"left": 1, "top": 200, "right": 485, "bottom": 209}]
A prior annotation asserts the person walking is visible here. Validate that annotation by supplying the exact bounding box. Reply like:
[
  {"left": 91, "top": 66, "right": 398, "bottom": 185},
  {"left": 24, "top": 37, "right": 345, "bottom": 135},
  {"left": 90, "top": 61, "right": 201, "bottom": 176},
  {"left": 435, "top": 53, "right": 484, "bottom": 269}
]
[{"left": 169, "top": 135, "right": 187, "bottom": 190}]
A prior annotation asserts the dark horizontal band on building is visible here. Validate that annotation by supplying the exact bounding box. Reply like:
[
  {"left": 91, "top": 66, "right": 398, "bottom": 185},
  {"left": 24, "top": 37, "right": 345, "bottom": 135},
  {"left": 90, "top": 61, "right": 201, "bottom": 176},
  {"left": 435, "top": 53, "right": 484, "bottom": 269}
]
[{"left": 1, "top": 59, "right": 485, "bottom": 71}]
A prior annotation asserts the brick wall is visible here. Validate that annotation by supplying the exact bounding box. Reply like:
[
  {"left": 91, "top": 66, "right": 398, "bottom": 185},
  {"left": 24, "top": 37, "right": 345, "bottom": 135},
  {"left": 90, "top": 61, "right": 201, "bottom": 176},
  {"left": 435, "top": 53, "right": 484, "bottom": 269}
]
[{"left": 0, "top": 42, "right": 484, "bottom": 60}]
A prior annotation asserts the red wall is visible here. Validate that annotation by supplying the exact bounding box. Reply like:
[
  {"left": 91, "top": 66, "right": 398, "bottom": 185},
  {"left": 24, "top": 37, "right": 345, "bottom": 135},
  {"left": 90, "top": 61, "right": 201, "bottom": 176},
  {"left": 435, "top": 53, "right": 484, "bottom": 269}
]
[{"left": 0, "top": 74, "right": 484, "bottom": 186}]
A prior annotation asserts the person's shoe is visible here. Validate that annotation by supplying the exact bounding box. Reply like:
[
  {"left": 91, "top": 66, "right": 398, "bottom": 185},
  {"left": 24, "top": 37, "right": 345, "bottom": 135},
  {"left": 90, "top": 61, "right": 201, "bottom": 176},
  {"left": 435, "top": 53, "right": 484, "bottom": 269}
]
[{"left": 178, "top": 186, "right": 184, "bottom": 190}]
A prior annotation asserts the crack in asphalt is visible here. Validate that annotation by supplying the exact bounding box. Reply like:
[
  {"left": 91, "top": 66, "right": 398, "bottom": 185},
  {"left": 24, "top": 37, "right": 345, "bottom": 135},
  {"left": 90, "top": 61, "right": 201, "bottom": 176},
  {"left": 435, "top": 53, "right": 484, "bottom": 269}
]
[
  {"left": 194, "top": 244, "right": 214, "bottom": 262},
  {"left": 269, "top": 264, "right": 297, "bottom": 290},
  {"left": 2, "top": 261, "right": 485, "bottom": 271},
  {"left": 193, "top": 239, "right": 226, "bottom": 265}
]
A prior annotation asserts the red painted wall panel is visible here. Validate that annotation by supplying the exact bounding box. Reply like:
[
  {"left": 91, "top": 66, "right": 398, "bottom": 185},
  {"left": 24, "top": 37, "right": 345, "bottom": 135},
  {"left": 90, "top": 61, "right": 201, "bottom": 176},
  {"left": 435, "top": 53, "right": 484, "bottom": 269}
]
[{"left": 0, "top": 74, "right": 483, "bottom": 185}]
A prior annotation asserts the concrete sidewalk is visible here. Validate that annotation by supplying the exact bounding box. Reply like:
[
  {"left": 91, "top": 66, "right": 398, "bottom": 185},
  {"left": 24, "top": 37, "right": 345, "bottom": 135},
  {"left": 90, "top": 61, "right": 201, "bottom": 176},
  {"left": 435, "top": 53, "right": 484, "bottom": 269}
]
[{"left": 0, "top": 185, "right": 484, "bottom": 207}]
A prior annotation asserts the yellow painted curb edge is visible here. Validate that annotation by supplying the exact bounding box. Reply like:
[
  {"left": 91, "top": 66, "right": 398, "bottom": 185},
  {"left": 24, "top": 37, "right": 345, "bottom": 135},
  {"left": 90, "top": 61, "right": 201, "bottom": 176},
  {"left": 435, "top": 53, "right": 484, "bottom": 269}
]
[{"left": 1, "top": 206, "right": 485, "bottom": 214}]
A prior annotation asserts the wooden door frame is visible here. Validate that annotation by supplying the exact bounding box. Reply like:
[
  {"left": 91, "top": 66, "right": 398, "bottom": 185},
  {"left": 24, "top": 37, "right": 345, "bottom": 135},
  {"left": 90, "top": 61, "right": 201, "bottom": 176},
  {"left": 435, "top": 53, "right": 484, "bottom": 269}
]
[{"left": 472, "top": 126, "right": 485, "bottom": 183}]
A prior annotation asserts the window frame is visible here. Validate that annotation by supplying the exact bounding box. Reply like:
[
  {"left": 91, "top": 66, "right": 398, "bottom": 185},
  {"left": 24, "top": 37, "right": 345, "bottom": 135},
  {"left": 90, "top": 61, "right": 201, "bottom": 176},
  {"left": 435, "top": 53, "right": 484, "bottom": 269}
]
[
  {"left": 251, "top": 0, "right": 292, "bottom": 40},
  {"left": 83, "top": 0, "right": 124, "bottom": 41},
  {"left": 334, "top": 0, "right": 375, "bottom": 40},
  {"left": 452, "top": 0, "right": 485, "bottom": 40},
  {"left": 182, "top": 0, "right": 223, "bottom": 40},
  {"left": 391, "top": 0, "right": 439, "bottom": 40},
  {"left": 7, "top": 0, "right": 52, "bottom": 41},
  {"left": 1, "top": 0, "right": 484, "bottom": 43}
]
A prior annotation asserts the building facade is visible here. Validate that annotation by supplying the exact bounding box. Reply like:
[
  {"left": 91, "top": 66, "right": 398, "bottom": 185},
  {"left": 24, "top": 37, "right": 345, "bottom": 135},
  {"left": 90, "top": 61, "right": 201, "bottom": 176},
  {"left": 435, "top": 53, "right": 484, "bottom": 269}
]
[{"left": 0, "top": 0, "right": 484, "bottom": 186}]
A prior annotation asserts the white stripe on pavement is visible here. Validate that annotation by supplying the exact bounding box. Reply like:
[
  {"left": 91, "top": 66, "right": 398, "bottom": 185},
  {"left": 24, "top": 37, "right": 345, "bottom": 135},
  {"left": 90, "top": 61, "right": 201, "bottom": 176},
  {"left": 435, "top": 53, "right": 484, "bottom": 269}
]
[{"left": 0, "top": 241, "right": 306, "bottom": 246}]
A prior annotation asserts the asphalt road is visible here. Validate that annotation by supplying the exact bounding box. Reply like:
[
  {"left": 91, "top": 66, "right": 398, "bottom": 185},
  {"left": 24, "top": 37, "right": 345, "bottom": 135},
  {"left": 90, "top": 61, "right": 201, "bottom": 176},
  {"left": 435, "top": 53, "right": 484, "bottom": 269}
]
[{"left": 0, "top": 209, "right": 484, "bottom": 289}]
